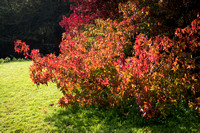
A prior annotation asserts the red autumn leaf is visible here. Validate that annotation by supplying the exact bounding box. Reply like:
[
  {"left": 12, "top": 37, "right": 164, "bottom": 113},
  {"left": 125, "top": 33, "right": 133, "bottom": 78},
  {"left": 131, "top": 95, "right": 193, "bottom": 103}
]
[
  {"left": 66, "top": 123, "right": 71, "bottom": 127},
  {"left": 43, "top": 110, "right": 48, "bottom": 113},
  {"left": 49, "top": 103, "right": 54, "bottom": 106}
]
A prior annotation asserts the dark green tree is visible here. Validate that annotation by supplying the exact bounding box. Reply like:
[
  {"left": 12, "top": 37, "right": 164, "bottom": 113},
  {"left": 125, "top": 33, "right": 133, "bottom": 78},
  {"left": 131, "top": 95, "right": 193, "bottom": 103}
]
[{"left": 0, "top": 0, "right": 71, "bottom": 58}]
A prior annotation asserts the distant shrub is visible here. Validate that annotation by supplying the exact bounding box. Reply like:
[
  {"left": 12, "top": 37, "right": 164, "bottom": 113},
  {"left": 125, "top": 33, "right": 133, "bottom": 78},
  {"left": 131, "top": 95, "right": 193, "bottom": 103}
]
[
  {"left": 0, "top": 59, "right": 4, "bottom": 64},
  {"left": 12, "top": 57, "right": 17, "bottom": 61},
  {"left": 4, "top": 57, "right": 11, "bottom": 63},
  {"left": 0, "top": 57, "right": 28, "bottom": 64},
  {"left": 17, "top": 58, "right": 24, "bottom": 62}
]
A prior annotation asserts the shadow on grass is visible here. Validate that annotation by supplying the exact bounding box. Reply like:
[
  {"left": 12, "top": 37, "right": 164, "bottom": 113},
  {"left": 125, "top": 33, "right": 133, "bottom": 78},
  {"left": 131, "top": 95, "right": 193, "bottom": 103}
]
[{"left": 45, "top": 103, "right": 200, "bottom": 133}]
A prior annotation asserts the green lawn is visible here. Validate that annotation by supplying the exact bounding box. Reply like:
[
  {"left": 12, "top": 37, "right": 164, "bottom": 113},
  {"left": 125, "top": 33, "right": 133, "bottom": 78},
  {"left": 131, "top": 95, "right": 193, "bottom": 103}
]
[{"left": 0, "top": 61, "right": 199, "bottom": 132}]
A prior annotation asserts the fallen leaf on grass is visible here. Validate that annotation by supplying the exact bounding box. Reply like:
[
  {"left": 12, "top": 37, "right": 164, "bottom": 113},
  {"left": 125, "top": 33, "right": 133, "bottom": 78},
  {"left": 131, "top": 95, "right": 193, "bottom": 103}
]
[
  {"left": 43, "top": 110, "right": 48, "bottom": 113},
  {"left": 66, "top": 123, "right": 71, "bottom": 127},
  {"left": 123, "top": 112, "right": 129, "bottom": 116},
  {"left": 49, "top": 103, "right": 54, "bottom": 106}
]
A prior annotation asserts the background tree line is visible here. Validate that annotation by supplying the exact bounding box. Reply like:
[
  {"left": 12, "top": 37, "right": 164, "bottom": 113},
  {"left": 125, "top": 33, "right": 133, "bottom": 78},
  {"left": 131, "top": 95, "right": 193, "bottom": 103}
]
[{"left": 0, "top": 0, "right": 71, "bottom": 58}]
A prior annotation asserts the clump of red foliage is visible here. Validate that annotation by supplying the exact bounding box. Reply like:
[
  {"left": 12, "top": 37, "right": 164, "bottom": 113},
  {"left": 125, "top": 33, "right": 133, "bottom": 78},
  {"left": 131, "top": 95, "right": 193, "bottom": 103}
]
[{"left": 14, "top": 0, "right": 200, "bottom": 119}]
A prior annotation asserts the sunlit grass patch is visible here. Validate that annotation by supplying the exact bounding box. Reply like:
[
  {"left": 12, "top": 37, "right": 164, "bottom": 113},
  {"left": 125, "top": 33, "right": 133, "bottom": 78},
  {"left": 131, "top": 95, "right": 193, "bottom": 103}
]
[{"left": 0, "top": 61, "right": 64, "bottom": 132}]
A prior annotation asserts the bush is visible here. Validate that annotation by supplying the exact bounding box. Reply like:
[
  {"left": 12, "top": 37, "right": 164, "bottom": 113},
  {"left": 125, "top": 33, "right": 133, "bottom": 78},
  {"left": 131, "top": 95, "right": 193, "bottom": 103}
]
[
  {"left": 4, "top": 57, "right": 11, "bottom": 63},
  {"left": 0, "top": 58, "right": 4, "bottom": 64},
  {"left": 0, "top": 57, "right": 27, "bottom": 64},
  {"left": 12, "top": 57, "right": 17, "bottom": 61},
  {"left": 14, "top": 0, "right": 200, "bottom": 119},
  {"left": 17, "top": 58, "right": 24, "bottom": 62}
]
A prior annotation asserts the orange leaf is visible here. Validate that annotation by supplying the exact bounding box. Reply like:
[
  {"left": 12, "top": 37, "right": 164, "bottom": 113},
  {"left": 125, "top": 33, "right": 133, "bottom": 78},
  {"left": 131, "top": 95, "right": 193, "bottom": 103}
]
[{"left": 43, "top": 110, "right": 48, "bottom": 113}]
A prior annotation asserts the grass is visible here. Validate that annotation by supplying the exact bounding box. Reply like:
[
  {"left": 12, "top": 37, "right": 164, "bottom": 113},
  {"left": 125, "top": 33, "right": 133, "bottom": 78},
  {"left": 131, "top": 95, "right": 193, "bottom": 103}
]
[{"left": 0, "top": 61, "right": 200, "bottom": 132}]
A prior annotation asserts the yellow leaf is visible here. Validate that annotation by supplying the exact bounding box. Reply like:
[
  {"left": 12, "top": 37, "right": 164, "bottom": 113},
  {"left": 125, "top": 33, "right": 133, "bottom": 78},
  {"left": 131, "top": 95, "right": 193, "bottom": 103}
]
[{"left": 150, "top": 85, "right": 154, "bottom": 91}]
